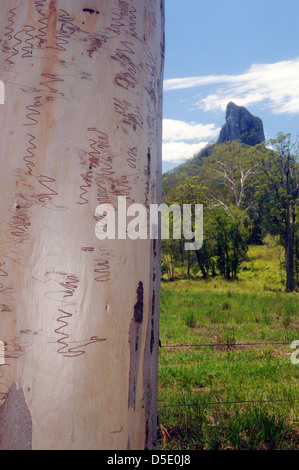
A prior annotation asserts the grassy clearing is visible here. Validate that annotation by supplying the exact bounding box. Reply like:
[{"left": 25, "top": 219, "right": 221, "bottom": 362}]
[{"left": 157, "top": 244, "right": 299, "bottom": 450}]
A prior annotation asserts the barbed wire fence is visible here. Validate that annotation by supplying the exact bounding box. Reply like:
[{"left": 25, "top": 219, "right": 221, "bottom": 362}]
[{"left": 157, "top": 340, "right": 299, "bottom": 409}]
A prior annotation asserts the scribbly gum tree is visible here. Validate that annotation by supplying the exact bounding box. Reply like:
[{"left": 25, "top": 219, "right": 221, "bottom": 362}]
[{"left": 0, "top": 0, "right": 164, "bottom": 450}]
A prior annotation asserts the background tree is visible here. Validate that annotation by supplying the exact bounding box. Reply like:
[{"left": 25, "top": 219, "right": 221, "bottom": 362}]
[
  {"left": 201, "top": 141, "right": 260, "bottom": 213},
  {"left": 204, "top": 206, "right": 250, "bottom": 280},
  {"left": 257, "top": 133, "right": 299, "bottom": 292}
]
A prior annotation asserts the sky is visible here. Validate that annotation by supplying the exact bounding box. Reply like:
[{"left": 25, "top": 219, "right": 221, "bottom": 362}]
[{"left": 162, "top": 0, "right": 299, "bottom": 172}]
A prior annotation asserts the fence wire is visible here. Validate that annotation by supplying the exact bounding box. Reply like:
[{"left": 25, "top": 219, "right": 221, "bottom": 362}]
[
  {"left": 158, "top": 339, "right": 298, "bottom": 409},
  {"left": 160, "top": 341, "right": 291, "bottom": 348},
  {"left": 158, "top": 397, "right": 299, "bottom": 409}
]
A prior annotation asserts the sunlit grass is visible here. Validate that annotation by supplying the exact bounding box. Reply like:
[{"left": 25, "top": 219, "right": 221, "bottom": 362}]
[{"left": 157, "top": 243, "right": 299, "bottom": 450}]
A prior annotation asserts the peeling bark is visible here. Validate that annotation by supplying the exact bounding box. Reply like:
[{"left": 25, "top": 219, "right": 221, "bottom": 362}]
[{"left": 0, "top": 384, "right": 32, "bottom": 450}]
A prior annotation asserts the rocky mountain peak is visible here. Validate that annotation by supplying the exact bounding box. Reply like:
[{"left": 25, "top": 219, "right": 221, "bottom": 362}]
[{"left": 217, "top": 102, "right": 265, "bottom": 146}]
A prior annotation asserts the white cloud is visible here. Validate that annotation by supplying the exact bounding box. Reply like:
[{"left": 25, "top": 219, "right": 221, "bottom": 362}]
[
  {"left": 162, "top": 119, "right": 220, "bottom": 163},
  {"left": 162, "top": 141, "right": 209, "bottom": 163},
  {"left": 163, "top": 74, "right": 232, "bottom": 91},
  {"left": 164, "top": 57, "right": 299, "bottom": 115},
  {"left": 163, "top": 119, "right": 220, "bottom": 142}
]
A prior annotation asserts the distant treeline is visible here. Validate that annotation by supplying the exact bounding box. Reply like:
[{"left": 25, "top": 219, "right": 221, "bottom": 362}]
[{"left": 161, "top": 133, "right": 299, "bottom": 292}]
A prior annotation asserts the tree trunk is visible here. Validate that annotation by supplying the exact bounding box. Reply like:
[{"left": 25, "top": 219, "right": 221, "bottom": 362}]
[
  {"left": 0, "top": 0, "right": 164, "bottom": 450},
  {"left": 186, "top": 250, "right": 190, "bottom": 277},
  {"left": 195, "top": 249, "right": 207, "bottom": 280},
  {"left": 285, "top": 213, "right": 295, "bottom": 292},
  {"left": 170, "top": 252, "right": 174, "bottom": 281},
  {"left": 285, "top": 153, "right": 295, "bottom": 292}
]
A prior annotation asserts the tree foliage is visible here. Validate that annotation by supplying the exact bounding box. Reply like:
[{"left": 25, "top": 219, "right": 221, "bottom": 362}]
[
  {"left": 162, "top": 133, "right": 299, "bottom": 291},
  {"left": 255, "top": 133, "right": 299, "bottom": 291}
]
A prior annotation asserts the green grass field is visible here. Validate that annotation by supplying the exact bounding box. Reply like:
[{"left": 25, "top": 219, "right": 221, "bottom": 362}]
[{"left": 157, "top": 243, "right": 299, "bottom": 450}]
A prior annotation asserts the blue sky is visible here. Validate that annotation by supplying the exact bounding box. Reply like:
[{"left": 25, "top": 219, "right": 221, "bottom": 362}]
[{"left": 162, "top": 0, "right": 299, "bottom": 172}]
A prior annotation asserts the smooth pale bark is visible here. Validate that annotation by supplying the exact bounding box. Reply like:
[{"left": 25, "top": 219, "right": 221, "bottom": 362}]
[{"left": 0, "top": 0, "right": 164, "bottom": 450}]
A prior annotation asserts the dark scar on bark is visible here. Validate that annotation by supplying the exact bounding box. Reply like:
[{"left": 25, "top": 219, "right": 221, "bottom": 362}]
[
  {"left": 133, "top": 281, "right": 143, "bottom": 323},
  {"left": 83, "top": 8, "right": 100, "bottom": 14}
]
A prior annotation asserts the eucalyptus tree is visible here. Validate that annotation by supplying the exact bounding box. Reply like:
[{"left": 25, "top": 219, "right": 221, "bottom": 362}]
[
  {"left": 0, "top": 0, "right": 164, "bottom": 450},
  {"left": 257, "top": 133, "right": 299, "bottom": 292}
]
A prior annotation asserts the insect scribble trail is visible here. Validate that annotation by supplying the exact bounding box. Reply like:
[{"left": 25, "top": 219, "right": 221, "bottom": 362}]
[
  {"left": 36, "top": 17, "right": 49, "bottom": 47},
  {"left": 21, "top": 25, "right": 35, "bottom": 58},
  {"left": 0, "top": 265, "right": 15, "bottom": 314},
  {"left": 77, "top": 170, "right": 93, "bottom": 205},
  {"left": 23, "top": 134, "right": 37, "bottom": 175},
  {"left": 1, "top": 8, "right": 17, "bottom": 66},
  {"left": 39, "top": 272, "right": 106, "bottom": 357},
  {"left": 24, "top": 96, "right": 43, "bottom": 127}
]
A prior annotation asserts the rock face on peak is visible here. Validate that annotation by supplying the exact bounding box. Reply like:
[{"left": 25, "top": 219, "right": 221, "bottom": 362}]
[{"left": 217, "top": 102, "right": 265, "bottom": 146}]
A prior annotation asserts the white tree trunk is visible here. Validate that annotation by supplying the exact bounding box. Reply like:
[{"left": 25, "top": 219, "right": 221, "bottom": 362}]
[{"left": 0, "top": 0, "right": 164, "bottom": 450}]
